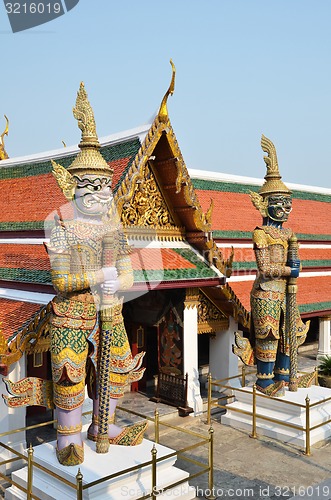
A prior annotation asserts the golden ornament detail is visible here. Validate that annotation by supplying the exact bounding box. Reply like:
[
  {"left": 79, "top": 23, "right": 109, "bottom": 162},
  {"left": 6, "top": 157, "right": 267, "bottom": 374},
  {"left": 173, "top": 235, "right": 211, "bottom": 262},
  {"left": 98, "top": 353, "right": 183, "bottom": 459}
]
[
  {"left": 51, "top": 160, "right": 77, "bottom": 201},
  {"left": 0, "top": 115, "right": 9, "bottom": 161}
]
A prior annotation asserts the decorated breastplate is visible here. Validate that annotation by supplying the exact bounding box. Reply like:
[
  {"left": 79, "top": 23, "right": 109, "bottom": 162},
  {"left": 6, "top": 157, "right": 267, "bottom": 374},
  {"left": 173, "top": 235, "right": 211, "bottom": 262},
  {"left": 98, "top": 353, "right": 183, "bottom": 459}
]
[
  {"left": 268, "top": 243, "right": 287, "bottom": 265},
  {"left": 65, "top": 220, "right": 117, "bottom": 273}
]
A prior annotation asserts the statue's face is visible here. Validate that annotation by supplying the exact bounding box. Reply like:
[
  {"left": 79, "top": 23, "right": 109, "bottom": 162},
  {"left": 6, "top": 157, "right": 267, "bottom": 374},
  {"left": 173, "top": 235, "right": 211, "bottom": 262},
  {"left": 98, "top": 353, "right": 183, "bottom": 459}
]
[
  {"left": 267, "top": 194, "right": 292, "bottom": 223},
  {"left": 73, "top": 174, "right": 113, "bottom": 216}
]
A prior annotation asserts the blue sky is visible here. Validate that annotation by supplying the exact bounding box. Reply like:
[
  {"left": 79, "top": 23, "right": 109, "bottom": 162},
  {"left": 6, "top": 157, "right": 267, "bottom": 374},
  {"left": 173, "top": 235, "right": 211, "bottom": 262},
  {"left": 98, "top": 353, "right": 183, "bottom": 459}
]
[{"left": 1, "top": 0, "right": 330, "bottom": 188}]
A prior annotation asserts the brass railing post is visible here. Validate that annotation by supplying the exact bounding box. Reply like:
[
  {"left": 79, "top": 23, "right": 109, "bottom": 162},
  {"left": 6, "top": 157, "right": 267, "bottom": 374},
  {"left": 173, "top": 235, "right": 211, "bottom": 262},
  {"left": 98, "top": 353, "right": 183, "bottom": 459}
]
[
  {"left": 250, "top": 384, "right": 257, "bottom": 438},
  {"left": 315, "top": 367, "right": 318, "bottom": 386},
  {"left": 151, "top": 445, "right": 157, "bottom": 500},
  {"left": 154, "top": 408, "right": 160, "bottom": 444},
  {"left": 241, "top": 365, "right": 246, "bottom": 387},
  {"left": 207, "top": 373, "right": 212, "bottom": 425},
  {"left": 76, "top": 468, "right": 83, "bottom": 500},
  {"left": 27, "top": 443, "right": 34, "bottom": 500},
  {"left": 205, "top": 427, "right": 216, "bottom": 499},
  {"left": 305, "top": 395, "right": 311, "bottom": 456}
]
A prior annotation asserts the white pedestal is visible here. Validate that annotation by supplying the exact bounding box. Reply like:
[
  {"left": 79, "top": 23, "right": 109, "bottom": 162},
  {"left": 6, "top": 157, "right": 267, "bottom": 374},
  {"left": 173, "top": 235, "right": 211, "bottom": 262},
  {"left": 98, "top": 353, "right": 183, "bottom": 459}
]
[
  {"left": 221, "top": 385, "right": 331, "bottom": 447},
  {"left": 5, "top": 434, "right": 196, "bottom": 499}
]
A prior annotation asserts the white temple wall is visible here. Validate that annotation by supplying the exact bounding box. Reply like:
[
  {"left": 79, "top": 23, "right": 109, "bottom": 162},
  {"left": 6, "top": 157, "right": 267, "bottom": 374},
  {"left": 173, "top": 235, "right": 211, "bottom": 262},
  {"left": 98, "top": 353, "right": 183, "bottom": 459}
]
[
  {"left": 209, "top": 316, "right": 241, "bottom": 389},
  {"left": 317, "top": 316, "right": 331, "bottom": 359},
  {"left": 183, "top": 292, "right": 203, "bottom": 415}
]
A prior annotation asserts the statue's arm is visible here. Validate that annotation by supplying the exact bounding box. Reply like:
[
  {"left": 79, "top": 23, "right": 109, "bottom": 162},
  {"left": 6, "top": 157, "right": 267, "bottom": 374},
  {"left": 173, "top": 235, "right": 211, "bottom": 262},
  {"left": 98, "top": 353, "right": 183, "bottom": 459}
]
[
  {"left": 46, "top": 225, "right": 105, "bottom": 294},
  {"left": 253, "top": 229, "right": 291, "bottom": 279}
]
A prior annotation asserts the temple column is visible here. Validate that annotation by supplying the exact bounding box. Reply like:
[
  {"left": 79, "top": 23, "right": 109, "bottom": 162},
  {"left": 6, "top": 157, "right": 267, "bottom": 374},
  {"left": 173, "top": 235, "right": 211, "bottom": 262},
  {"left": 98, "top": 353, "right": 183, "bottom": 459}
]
[
  {"left": 209, "top": 317, "right": 241, "bottom": 389},
  {"left": 317, "top": 316, "right": 331, "bottom": 360},
  {"left": 183, "top": 289, "right": 203, "bottom": 415}
]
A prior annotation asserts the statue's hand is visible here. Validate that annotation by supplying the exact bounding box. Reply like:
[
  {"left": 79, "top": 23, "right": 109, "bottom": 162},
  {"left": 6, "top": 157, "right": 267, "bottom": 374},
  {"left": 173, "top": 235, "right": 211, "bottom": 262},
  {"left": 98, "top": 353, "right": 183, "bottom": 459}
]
[
  {"left": 287, "top": 259, "right": 300, "bottom": 268},
  {"left": 290, "top": 268, "right": 300, "bottom": 278},
  {"left": 287, "top": 258, "right": 300, "bottom": 278},
  {"left": 290, "top": 265, "right": 300, "bottom": 278},
  {"left": 101, "top": 279, "right": 120, "bottom": 294},
  {"left": 102, "top": 266, "right": 118, "bottom": 281}
]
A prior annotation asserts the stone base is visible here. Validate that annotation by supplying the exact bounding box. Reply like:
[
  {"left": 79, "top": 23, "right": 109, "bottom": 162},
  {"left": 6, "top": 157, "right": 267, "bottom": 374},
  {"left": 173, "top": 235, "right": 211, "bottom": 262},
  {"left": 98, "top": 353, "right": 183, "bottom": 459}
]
[
  {"left": 5, "top": 432, "right": 195, "bottom": 499},
  {"left": 221, "top": 385, "right": 331, "bottom": 447}
]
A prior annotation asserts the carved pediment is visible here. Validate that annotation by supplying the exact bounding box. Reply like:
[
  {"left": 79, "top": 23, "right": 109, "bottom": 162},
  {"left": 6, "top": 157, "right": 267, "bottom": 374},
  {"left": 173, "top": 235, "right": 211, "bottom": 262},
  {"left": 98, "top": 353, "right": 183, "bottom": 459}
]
[
  {"left": 198, "top": 291, "right": 229, "bottom": 334},
  {"left": 122, "top": 163, "right": 177, "bottom": 229}
]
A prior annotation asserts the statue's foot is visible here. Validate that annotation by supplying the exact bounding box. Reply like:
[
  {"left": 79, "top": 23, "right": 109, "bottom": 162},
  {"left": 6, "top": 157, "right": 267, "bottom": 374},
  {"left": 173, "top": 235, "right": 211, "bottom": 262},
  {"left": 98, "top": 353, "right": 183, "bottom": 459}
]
[
  {"left": 284, "top": 372, "right": 315, "bottom": 389},
  {"left": 108, "top": 421, "right": 148, "bottom": 446},
  {"left": 56, "top": 442, "right": 84, "bottom": 466},
  {"left": 256, "top": 380, "right": 285, "bottom": 397},
  {"left": 298, "top": 372, "right": 315, "bottom": 388},
  {"left": 87, "top": 421, "right": 148, "bottom": 446}
]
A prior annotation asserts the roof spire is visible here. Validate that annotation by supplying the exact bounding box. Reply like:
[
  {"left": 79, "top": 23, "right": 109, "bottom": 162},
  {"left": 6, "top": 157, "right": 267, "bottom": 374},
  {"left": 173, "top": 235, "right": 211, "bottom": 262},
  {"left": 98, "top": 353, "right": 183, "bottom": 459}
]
[
  {"left": 158, "top": 59, "right": 176, "bottom": 123},
  {"left": 0, "top": 115, "right": 9, "bottom": 160}
]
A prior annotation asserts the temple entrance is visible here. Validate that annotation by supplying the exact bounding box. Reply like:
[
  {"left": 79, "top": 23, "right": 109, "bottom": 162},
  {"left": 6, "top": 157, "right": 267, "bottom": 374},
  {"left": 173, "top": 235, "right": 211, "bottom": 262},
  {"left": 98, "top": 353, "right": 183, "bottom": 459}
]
[
  {"left": 125, "top": 289, "right": 185, "bottom": 396},
  {"left": 138, "top": 326, "right": 158, "bottom": 394}
]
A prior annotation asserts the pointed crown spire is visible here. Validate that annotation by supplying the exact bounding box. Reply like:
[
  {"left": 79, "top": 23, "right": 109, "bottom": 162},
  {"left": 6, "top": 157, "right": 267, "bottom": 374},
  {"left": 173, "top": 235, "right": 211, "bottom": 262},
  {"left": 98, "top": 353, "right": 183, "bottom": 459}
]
[
  {"left": 259, "top": 135, "right": 291, "bottom": 197},
  {"left": 66, "top": 82, "right": 113, "bottom": 178}
]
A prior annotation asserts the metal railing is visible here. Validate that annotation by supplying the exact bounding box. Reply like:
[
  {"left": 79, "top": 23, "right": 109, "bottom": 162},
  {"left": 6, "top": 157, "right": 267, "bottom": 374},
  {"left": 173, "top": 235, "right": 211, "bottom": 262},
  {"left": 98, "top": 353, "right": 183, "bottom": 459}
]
[
  {"left": 0, "top": 404, "right": 215, "bottom": 500},
  {"left": 206, "top": 367, "right": 331, "bottom": 456}
]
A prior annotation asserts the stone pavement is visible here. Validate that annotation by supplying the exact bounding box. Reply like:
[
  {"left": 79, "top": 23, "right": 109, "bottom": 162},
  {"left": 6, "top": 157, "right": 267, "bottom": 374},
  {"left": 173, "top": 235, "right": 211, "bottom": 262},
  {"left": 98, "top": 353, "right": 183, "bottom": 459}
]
[
  {"left": 3, "top": 346, "right": 331, "bottom": 500},
  {"left": 154, "top": 346, "right": 331, "bottom": 500}
]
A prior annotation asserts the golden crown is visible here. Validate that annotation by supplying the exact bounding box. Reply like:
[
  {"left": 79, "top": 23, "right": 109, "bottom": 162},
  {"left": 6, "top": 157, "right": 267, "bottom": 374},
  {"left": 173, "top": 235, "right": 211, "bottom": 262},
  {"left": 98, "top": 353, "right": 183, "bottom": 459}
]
[{"left": 52, "top": 83, "right": 113, "bottom": 199}]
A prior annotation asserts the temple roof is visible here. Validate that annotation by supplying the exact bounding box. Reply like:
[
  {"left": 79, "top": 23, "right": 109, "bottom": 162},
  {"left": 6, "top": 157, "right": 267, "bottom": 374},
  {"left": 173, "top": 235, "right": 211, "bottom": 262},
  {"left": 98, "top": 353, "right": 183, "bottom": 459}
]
[
  {"left": 0, "top": 129, "right": 146, "bottom": 232},
  {"left": 0, "top": 241, "right": 222, "bottom": 289},
  {"left": 0, "top": 298, "right": 43, "bottom": 342}
]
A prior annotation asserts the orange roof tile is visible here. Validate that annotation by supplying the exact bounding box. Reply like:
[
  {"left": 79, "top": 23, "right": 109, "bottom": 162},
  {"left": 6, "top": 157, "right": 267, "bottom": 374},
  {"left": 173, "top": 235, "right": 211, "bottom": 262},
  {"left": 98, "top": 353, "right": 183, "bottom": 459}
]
[
  {"left": 228, "top": 275, "right": 331, "bottom": 314},
  {"left": 0, "top": 244, "right": 49, "bottom": 270},
  {"left": 130, "top": 248, "right": 196, "bottom": 271},
  {"left": 0, "top": 139, "right": 140, "bottom": 231},
  {"left": 198, "top": 190, "right": 331, "bottom": 237},
  {"left": 217, "top": 246, "right": 331, "bottom": 270},
  {"left": 0, "top": 299, "right": 43, "bottom": 342}
]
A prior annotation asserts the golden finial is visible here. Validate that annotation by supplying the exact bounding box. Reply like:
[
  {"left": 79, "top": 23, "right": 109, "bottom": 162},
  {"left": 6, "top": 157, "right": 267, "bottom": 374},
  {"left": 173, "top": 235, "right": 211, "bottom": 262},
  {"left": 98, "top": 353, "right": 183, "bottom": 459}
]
[
  {"left": 259, "top": 134, "right": 291, "bottom": 197},
  {"left": 62, "top": 140, "right": 67, "bottom": 148},
  {"left": 73, "top": 82, "right": 99, "bottom": 148},
  {"left": 0, "top": 115, "right": 9, "bottom": 160},
  {"left": 158, "top": 60, "right": 176, "bottom": 123}
]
